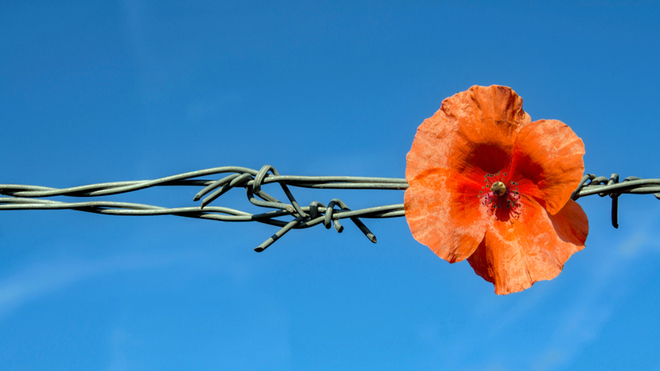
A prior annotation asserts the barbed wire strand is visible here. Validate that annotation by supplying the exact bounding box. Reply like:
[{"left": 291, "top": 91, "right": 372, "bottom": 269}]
[
  {"left": 571, "top": 173, "right": 660, "bottom": 228},
  {"left": 1, "top": 165, "right": 659, "bottom": 251}
]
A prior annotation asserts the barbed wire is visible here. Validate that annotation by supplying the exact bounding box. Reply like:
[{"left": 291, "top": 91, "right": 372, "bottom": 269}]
[
  {"left": 1, "top": 166, "right": 658, "bottom": 250},
  {"left": 571, "top": 173, "right": 660, "bottom": 228},
  {"left": 0, "top": 165, "right": 407, "bottom": 252}
]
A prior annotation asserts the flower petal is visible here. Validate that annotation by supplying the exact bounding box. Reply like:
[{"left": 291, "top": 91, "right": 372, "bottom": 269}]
[
  {"left": 510, "top": 119, "right": 585, "bottom": 215},
  {"left": 466, "top": 197, "right": 588, "bottom": 295},
  {"left": 404, "top": 168, "right": 488, "bottom": 263},
  {"left": 406, "top": 85, "right": 531, "bottom": 183}
]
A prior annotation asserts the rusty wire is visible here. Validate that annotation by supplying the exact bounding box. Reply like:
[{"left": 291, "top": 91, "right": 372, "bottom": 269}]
[{"left": 1, "top": 166, "right": 658, "bottom": 250}]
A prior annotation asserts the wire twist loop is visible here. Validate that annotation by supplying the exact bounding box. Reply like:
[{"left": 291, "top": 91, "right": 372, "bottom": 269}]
[{"left": 571, "top": 173, "right": 660, "bottom": 228}]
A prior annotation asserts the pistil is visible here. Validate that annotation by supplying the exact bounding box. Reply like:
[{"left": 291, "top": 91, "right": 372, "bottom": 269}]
[{"left": 490, "top": 181, "right": 507, "bottom": 196}]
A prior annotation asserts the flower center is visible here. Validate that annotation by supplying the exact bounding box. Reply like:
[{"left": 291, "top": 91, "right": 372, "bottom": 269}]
[
  {"left": 490, "top": 181, "right": 507, "bottom": 196},
  {"left": 479, "top": 171, "right": 520, "bottom": 220}
]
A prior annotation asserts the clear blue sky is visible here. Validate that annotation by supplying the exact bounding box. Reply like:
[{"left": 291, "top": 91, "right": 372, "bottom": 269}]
[{"left": 1, "top": 1, "right": 659, "bottom": 370}]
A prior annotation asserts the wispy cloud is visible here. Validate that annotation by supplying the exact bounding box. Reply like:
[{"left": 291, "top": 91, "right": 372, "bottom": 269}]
[
  {"left": 532, "top": 204, "right": 660, "bottom": 370},
  {"left": 0, "top": 251, "right": 191, "bottom": 320}
]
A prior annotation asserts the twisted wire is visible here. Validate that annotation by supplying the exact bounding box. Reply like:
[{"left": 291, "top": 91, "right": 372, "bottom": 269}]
[
  {"left": 0, "top": 165, "right": 407, "bottom": 251},
  {"left": 1, "top": 166, "right": 658, "bottom": 250},
  {"left": 571, "top": 173, "right": 660, "bottom": 228}
]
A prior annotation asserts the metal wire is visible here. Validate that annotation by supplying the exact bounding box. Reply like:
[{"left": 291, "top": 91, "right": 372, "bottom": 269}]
[
  {"left": 571, "top": 173, "right": 660, "bottom": 228},
  {"left": 1, "top": 166, "right": 658, "bottom": 250},
  {"left": 0, "top": 165, "right": 407, "bottom": 251}
]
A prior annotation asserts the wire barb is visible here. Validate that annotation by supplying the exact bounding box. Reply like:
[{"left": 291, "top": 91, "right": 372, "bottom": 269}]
[{"left": 1, "top": 166, "right": 658, "bottom": 249}]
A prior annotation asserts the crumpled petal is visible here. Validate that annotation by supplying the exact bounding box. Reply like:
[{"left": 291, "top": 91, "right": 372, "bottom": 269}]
[
  {"left": 443, "top": 85, "right": 531, "bottom": 158},
  {"left": 404, "top": 168, "right": 488, "bottom": 263},
  {"left": 510, "top": 119, "right": 586, "bottom": 215},
  {"left": 466, "top": 197, "right": 588, "bottom": 295},
  {"left": 406, "top": 85, "right": 531, "bottom": 182}
]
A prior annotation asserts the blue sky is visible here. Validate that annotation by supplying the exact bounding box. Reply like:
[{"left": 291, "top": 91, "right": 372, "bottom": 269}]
[{"left": 1, "top": 1, "right": 660, "bottom": 370}]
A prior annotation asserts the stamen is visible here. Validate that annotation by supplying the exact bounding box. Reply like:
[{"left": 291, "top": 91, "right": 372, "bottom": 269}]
[{"left": 481, "top": 174, "right": 521, "bottom": 220}]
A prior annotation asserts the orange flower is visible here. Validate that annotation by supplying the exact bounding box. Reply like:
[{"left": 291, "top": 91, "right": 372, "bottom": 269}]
[{"left": 405, "top": 85, "right": 589, "bottom": 295}]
